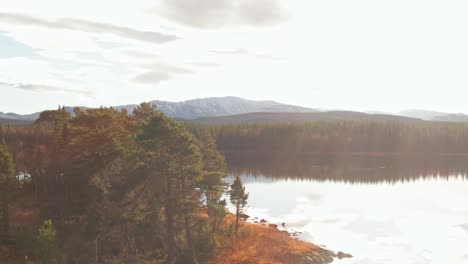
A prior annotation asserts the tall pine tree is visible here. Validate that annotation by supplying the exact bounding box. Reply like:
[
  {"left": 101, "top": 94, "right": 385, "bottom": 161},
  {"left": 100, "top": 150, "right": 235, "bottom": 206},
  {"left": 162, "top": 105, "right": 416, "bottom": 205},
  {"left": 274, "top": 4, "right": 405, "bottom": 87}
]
[
  {"left": 229, "top": 176, "right": 248, "bottom": 237},
  {"left": 0, "top": 140, "right": 15, "bottom": 242}
]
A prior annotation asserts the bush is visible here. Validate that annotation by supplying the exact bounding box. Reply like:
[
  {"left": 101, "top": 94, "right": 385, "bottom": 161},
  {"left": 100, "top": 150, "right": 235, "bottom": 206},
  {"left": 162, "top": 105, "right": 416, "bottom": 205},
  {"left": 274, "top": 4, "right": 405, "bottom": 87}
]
[{"left": 34, "top": 219, "right": 60, "bottom": 264}]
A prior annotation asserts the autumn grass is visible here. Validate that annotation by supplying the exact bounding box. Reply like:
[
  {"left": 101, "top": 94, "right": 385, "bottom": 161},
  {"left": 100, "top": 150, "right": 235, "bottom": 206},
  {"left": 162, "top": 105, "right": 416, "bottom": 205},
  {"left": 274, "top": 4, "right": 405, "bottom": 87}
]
[{"left": 211, "top": 215, "right": 316, "bottom": 264}]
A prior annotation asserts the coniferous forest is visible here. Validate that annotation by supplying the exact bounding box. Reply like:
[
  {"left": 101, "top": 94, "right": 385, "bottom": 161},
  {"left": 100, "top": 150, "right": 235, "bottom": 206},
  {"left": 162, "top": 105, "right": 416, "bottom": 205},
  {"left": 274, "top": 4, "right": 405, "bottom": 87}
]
[
  {"left": 202, "top": 121, "right": 468, "bottom": 155},
  {"left": 4, "top": 107, "right": 468, "bottom": 263},
  {"left": 0, "top": 104, "right": 236, "bottom": 263}
]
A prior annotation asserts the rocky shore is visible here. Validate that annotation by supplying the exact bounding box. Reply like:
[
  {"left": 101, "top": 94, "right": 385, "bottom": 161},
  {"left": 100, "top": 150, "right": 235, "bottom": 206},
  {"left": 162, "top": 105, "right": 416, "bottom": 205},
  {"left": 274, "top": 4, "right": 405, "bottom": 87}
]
[{"left": 297, "top": 247, "right": 352, "bottom": 264}]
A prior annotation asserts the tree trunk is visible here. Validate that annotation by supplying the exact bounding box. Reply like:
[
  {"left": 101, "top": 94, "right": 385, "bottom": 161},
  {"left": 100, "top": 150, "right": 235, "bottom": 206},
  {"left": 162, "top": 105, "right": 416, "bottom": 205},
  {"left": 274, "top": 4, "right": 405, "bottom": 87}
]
[
  {"left": 95, "top": 239, "right": 99, "bottom": 264},
  {"left": 34, "top": 176, "right": 38, "bottom": 201},
  {"left": 0, "top": 181, "right": 10, "bottom": 241},
  {"left": 184, "top": 217, "right": 200, "bottom": 264},
  {"left": 211, "top": 215, "right": 218, "bottom": 247},
  {"left": 164, "top": 174, "right": 176, "bottom": 263},
  {"left": 235, "top": 202, "right": 240, "bottom": 237}
]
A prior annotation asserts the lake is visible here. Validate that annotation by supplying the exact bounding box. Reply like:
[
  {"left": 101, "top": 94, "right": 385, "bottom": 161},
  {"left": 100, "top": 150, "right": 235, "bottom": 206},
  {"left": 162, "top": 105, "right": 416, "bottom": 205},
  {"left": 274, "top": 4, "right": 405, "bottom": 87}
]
[{"left": 227, "top": 157, "right": 468, "bottom": 264}]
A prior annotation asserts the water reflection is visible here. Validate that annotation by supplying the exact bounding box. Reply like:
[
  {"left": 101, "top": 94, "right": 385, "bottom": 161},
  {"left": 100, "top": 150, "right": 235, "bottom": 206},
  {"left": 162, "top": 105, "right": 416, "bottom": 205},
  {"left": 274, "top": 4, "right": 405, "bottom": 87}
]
[
  {"left": 227, "top": 153, "right": 468, "bottom": 183},
  {"left": 226, "top": 155, "right": 468, "bottom": 264}
]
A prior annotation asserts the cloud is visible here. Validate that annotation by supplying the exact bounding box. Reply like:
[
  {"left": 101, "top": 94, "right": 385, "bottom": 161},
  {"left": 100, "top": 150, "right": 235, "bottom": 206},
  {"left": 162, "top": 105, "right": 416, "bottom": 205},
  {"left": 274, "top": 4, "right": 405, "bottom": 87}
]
[
  {"left": 192, "top": 62, "right": 220, "bottom": 68},
  {"left": 132, "top": 62, "right": 194, "bottom": 84},
  {"left": 132, "top": 71, "right": 173, "bottom": 84},
  {"left": 0, "top": 81, "right": 93, "bottom": 97},
  {"left": 0, "top": 12, "right": 179, "bottom": 44},
  {"left": 458, "top": 223, "right": 468, "bottom": 235},
  {"left": 211, "top": 48, "right": 249, "bottom": 55},
  {"left": 211, "top": 48, "right": 285, "bottom": 60},
  {"left": 142, "top": 63, "right": 193, "bottom": 74},
  {"left": 131, "top": 58, "right": 194, "bottom": 85},
  {"left": 155, "top": 0, "right": 288, "bottom": 29},
  {"left": 121, "top": 49, "right": 160, "bottom": 59}
]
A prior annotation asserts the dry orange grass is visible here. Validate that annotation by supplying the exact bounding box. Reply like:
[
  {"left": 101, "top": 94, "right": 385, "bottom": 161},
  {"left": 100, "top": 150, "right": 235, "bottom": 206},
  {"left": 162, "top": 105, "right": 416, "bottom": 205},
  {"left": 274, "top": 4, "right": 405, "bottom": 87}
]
[
  {"left": 12, "top": 208, "right": 39, "bottom": 225},
  {"left": 211, "top": 215, "right": 316, "bottom": 264}
]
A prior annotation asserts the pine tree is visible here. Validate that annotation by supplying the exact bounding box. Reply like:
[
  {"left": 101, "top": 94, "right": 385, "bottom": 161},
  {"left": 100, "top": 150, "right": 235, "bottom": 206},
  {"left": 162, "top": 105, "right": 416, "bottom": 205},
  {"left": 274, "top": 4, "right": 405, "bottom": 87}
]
[
  {"left": 0, "top": 140, "right": 15, "bottom": 242},
  {"left": 34, "top": 219, "right": 60, "bottom": 264},
  {"left": 229, "top": 176, "right": 248, "bottom": 237},
  {"left": 138, "top": 113, "right": 205, "bottom": 264},
  {"left": 197, "top": 131, "right": 228, "bottom": 246}
]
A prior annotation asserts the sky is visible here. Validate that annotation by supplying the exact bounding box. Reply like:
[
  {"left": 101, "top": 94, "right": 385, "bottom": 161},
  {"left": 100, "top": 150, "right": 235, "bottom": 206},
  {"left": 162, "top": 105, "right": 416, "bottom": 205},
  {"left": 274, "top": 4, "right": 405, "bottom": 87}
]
[{"left": 0, "top": 0, "right": 467, "bottom": 114}]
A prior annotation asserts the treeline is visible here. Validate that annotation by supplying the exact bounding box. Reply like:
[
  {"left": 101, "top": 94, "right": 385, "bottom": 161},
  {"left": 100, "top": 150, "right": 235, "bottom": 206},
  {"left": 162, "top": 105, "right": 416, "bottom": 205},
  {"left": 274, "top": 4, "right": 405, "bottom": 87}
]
[
  {"left": 0, "top": 105, "right": 248, "bottom": 264},
  {"left": 197, "top": 121, "right": 468, "bottom": 156}
]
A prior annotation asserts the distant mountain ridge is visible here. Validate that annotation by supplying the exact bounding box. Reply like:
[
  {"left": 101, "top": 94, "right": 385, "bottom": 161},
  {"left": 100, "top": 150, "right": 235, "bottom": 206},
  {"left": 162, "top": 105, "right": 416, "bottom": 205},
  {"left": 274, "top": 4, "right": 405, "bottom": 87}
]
[
  {"left": 117, "top": 97, "right": 316, "bottom": 120},
  {"left": 0, "top": 111, "right": 40, "bottom": 120},
  {"left": 191, "top": 111, "right": 421, "bottom": 125},
  {"left": 432, "top": 114, "right": 468, "bottom": 122},
  {"left": 0, "top": 97, "right": 317, "bottom": 125},
  {"left": 398, "top": 110, "right": 449, "bottom": 120},
  {"left": 3, "top": 97, "right": 468, "bottom": 125},
  {"left": 398, "top": 109, "right": 468, "bottom": 122}
]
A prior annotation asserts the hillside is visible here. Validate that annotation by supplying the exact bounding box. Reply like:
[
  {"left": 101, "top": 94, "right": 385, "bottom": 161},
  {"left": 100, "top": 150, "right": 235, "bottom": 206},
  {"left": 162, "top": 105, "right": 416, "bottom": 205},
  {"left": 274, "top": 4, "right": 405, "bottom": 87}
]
[
  {"left": 399, "top": 109, "right": 468, "bottom": 122},
  {"left": 1, "top": 97, "right": 316, "bottom": 124},
  {"left": 432, "top": 114, "right": 468, "bottom": 122},
  {"left": 398, "top": 109, "right": 448, "bottom": 120},
  {"left": 0, "top": 117, "right": 34, "bottom": 126},
  {"left": 121, "top": 97, "right": 316, "bottom": 119},
  {"left": 191, "top": 111, "right": 422, "bottom": 125},
  {"left": 5, "top": 97, "right": 468, "bottom": 125}
]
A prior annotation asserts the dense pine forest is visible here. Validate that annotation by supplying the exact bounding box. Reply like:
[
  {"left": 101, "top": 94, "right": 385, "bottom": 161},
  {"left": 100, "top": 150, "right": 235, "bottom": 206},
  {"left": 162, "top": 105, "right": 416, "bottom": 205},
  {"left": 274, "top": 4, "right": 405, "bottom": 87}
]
[
  {"left": 0, "top": 104, "right": 249, "bottom": 263},
  {"left": 200, "top": 121, "right": 468, "bottom": 156}
]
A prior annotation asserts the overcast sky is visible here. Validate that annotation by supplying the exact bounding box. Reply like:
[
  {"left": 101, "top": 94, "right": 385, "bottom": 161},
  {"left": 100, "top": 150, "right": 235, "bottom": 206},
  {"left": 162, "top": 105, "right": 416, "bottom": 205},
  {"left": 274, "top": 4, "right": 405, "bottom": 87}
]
[{"left": 1, "top": 0, "right": 467, "bottom": 114}]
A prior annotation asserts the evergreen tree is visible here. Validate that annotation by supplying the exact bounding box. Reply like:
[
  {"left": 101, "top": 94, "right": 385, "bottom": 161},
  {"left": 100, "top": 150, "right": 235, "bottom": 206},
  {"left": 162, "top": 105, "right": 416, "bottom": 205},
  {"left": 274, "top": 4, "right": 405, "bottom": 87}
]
[
  {"left": 34, "top": 219, "right": 60, "bottom": 264},
  {"left": 0, "top": 140, "right": 15, "bottom": 241},
  {"left": 138, "top": 113, "right": 205, "bottom": 264},
  {"left": 197, "top": 131, "right": 228, "bottom": 247},
  {"left": 229, "top": 176, "right": 248, "bottom": 237}
]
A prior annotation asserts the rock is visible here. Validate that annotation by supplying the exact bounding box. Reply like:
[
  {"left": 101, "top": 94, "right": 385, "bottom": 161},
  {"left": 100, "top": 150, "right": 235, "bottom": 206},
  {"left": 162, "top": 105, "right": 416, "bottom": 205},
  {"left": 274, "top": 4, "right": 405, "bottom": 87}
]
[
  {"left": 336, "top": 251, "right": 353, "bottom": 259},
  {"left": 296, "top": 247, "right": 352, "bottom": 264},
  {"left": 239, "top": 213, "right": 250, "bottom": 220}
]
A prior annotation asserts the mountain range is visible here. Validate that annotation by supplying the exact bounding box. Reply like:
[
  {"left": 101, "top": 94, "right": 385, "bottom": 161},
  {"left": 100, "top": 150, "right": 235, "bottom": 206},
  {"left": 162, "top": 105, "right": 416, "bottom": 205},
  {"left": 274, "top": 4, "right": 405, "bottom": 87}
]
[
  {"left": 114, "top": 97, "right": 316, "bottom": 120},
  {"left": 1, "top": 97, "right": 468, "bottom": 125}
]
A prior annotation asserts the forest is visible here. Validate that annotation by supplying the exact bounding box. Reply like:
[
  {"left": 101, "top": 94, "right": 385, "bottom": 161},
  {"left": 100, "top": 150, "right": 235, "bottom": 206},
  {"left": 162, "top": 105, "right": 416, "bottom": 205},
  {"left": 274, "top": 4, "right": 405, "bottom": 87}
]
[
  {"left": 198, "top": 121, "right": 468, "bottom": 156},
  {"left": 0, "top": 104, "right": 256, "bottom": 264},
  {"left": 4, "top": 111, "right": 468, "bottom": 263}
]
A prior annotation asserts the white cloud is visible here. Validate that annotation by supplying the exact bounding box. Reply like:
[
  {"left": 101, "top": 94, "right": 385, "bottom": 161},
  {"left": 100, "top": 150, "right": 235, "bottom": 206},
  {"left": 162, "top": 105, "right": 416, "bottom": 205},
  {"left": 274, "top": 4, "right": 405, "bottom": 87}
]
[
  {"left": 0, "top": 12, "right": 179, "bottom": 44},
  {"left": 155, "top": 0, "right": 289, "bottom": 29},
  {"left": 1, "top": 0, "right": 468, "bottom": 114},
  {"left": 0, "top": 81, "right": 93, "bottom": 98}
]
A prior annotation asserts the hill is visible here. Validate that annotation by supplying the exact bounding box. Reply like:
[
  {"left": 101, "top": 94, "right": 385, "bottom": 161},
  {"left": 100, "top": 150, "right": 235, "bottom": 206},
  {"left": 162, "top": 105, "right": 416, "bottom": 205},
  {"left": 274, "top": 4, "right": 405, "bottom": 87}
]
[
  {"left": 432, "top": 113, "right": 468, "bottom": 122},
  {"left": 191, "top": 111, "right": 422, "bottom": 125},
  {"left": 1, "top": 97, "right": 316, "bottom": 123},
  {"left": 0, "top": 117, "right": 34, "bottom": 126},
  {"left": 399, "top": 109, "right": 468, "bottom": 122},
  {"left": 399, "top": 109, "right": 448, "bottom": 120},
  {"left": 6, "top": 98, "right": 468, "bottom": 125},
  {"left": 118, "top": 96, "right": 316, "bottom": 119}
]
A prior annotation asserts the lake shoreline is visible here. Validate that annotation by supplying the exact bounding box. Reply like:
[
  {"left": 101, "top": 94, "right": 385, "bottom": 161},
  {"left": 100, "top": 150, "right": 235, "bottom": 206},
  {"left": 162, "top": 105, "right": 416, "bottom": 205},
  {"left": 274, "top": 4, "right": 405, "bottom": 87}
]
[{"left": 213, "top": 214, "right": 352, "bottom": 264}]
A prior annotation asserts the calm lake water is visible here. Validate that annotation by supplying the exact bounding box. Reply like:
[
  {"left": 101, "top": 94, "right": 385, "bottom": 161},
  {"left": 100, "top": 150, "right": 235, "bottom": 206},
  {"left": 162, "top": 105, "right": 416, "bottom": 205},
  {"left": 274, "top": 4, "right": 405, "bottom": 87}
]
[{"left": 227, "top": 158, "right": 468, "bottom": 264}]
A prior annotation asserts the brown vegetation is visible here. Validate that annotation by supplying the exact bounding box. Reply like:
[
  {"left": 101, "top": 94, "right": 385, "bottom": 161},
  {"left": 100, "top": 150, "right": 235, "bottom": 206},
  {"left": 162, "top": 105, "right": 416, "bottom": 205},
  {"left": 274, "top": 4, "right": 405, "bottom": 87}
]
[{"left": 211, "top": 215, "right": 336, "bottom": 264}]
